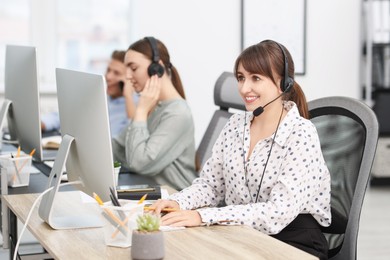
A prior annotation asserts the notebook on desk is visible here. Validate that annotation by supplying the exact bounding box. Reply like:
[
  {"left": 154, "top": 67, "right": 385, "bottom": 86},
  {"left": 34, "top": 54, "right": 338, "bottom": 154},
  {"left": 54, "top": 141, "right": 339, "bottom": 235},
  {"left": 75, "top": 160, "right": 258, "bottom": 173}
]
[{"left": 117, "top": 185, "right": 161, "bottom": 200}]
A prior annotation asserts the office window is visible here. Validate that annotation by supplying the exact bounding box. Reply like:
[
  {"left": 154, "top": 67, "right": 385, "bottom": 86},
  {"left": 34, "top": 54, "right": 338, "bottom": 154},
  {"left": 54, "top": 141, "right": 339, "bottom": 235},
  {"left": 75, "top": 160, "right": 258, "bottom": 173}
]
[
  {"left": 0, "top": 0, "right": 30, "bottom": 85},
  {"left": 57, "top": 0, "right": 130, "bottom": 75},
  {"left": 0, "top": 0, "right": 131, "bottom": 92}
]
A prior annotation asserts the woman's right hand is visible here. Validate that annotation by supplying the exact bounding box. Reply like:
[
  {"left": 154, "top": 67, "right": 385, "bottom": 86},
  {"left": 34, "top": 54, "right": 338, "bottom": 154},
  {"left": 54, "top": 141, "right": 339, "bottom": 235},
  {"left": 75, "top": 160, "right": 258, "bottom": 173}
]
[
  {"left": 134, "top": 75, "right": 161, "bottom": 121},
  {"left": 149, "top": 199, "right": 180, "bottom": 215}
]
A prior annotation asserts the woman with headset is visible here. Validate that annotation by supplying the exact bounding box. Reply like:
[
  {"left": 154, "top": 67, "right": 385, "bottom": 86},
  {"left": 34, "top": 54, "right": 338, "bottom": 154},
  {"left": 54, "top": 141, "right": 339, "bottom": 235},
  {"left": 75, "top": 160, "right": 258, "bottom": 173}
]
[
  {"left": 151, "top": 40, "right": 331, "bottom": 260},
  {"left": 112, "top": 37, "right": 198, "bottom": 191}
]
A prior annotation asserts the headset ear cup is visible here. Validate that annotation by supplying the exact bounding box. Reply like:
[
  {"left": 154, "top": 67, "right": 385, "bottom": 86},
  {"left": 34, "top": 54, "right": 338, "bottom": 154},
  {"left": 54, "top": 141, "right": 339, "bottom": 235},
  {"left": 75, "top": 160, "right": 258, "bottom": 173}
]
[
  {"left": 147, "top": 63, "right": 165, "bottom": 77},
  {"left": 284, "top": 77, "right": 294, "bottom": 93},
  {"left": 280, "top": 77, "right": 286, "bottom": 92}
]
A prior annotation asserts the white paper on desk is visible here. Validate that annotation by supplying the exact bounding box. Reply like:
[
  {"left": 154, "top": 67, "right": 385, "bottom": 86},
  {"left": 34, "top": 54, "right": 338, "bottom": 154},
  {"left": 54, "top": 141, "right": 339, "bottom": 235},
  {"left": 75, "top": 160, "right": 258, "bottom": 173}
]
[
  {"left": 30, "top": 165, "right": 41, "bottom": 174},
  {"left": 79, "top": 191, "right": 99, "bottom": 204},
  {"left": 43, "top": 160, "right": 55, "bottom": 168},
  {"left": 161, "top": 188, "right": 169, "bottom": 199}
]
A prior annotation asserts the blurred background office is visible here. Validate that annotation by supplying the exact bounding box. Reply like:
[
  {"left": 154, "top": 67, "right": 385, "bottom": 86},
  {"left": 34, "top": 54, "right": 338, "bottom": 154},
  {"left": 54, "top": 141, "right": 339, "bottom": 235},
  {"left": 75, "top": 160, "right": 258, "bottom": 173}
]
[
  {"left": 0, "top": 0, "right": 364, "bottom": 145},
  {"left": 0, "top": 0, "right": 390, "bottom": 259}
]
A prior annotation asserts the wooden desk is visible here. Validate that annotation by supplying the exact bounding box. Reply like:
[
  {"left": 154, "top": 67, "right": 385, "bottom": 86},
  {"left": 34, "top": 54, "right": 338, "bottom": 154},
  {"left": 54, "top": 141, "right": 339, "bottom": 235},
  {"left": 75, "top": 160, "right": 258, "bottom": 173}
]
[
  {"left": 2, "top": 191, "right": 318, "bottom": 260},
  {"left": 0, "top": 163, "right": 159, "bottom": 250}
]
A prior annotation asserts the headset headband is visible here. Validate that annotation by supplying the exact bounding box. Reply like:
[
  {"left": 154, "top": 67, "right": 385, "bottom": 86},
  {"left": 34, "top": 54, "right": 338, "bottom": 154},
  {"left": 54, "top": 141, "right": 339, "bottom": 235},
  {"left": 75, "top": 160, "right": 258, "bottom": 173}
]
[{"left": 145, "top": 37, "right": 160, "bottom": 63}]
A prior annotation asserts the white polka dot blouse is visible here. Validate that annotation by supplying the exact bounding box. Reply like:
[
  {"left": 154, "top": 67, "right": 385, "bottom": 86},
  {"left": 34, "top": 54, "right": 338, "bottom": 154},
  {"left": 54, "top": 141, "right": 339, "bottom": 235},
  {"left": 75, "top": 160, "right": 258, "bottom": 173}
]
[{"left": 169, "top": 101, "right": 331, "bottom": 235}]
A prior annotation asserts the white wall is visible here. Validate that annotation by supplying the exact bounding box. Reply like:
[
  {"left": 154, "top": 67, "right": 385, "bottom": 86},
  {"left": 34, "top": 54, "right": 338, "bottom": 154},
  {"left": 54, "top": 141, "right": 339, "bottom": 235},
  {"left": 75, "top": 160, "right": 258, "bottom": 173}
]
[
  {"left": 296, "top": 0, "right": 362, "bottom": 101},
  {"left": 127, "top": 0, "right": 241, "bottom": 146},
  {"left": 3, "top": 0, "right": 363, "bottom": 146},
  {"left": 126, "top": 0, "right": 362, "bottom": 145}
]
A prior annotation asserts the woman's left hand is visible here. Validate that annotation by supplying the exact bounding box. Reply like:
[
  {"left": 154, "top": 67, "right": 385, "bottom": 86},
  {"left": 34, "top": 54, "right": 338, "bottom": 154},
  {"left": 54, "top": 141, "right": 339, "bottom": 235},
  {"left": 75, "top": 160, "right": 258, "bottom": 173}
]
[{"left": 161, "top": 210, "right": 202, "bottom": 227}]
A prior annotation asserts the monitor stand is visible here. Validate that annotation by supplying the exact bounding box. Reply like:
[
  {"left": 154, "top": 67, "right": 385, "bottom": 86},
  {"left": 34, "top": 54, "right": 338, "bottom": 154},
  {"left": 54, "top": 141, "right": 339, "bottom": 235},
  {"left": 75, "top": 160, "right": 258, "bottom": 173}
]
[
  {"left": 0, "top": 100, "right": 12, "bottom": 139},
  {"left": 38, "top": 134, "right": 103, "bottom": 229}
]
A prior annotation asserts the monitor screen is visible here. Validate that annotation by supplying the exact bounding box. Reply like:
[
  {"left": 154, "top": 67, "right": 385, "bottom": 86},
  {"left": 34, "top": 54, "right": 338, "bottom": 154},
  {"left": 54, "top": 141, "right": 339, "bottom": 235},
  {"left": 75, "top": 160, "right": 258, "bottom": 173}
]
[
  {"left": 3, "top": 45, "right": 44, "bottom": 161},
  {"left": 38, "top": 68, "right": 116, "bottom": 229},
  {"left": 56, "top": 68, "right": 115, "bottom": 200}
]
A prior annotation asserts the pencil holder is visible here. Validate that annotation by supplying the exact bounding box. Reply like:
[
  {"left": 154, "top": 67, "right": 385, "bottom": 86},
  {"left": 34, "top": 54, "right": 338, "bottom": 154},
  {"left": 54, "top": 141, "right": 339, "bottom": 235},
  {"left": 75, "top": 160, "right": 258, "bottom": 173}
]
[
  {"left": 0, "top": 154, "right": 32, "bottom": 187},
  {"left": 100, "top": 200, "right": 144, "bottom": 248}
]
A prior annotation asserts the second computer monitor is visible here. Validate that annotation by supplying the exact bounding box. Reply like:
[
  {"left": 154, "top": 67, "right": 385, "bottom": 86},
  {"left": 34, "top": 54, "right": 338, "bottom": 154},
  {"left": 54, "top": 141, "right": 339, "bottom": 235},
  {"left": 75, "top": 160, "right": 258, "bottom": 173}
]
[
  {"left": 38, "top": 68, "right": 116, "bottom": 229},
  {"left": 3, "top": 45, "right": 43, "bottom": 161},
  {"left": 56, "top": 68, "right": 115, "bottom": 200}
]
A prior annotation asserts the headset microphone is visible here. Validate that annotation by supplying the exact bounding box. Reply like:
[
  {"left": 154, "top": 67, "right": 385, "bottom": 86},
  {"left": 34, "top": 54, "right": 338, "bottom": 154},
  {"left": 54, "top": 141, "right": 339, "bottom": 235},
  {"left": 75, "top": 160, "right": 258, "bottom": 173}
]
[{"left": 252, "top": 92, "right": 284, "bottom": 117}]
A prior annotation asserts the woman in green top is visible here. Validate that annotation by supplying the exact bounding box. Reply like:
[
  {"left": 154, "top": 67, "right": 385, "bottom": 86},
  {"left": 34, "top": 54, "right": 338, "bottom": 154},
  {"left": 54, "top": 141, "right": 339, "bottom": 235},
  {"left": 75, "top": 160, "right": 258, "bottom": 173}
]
[{"left": 112, "top": 36, "right": 197, "bottom": 190}]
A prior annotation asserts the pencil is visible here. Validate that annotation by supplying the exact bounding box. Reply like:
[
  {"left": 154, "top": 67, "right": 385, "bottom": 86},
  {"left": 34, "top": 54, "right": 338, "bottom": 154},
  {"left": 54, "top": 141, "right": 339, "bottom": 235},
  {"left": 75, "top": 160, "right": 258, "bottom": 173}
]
[
  {"left": 10, "top": 156, "right": 22, "bottom": 184},
  {"left": 111, "top": 207, "right": 140, "bottom": 238},
  {"left": 93, "top": 193, "right": 130, "bottom": 232},
  {"left": 29, "top": 148, "right": 36, "bottom": 156},
  {"left": 138, "top": 194, "right": 148, "bottom": 204},
  {"left": 143, "top": 206, "right": 177, "bottom": 212},
  {"left": 16, "top": 149, "right": 36, "bottom": 173},
  {"left": 93, "top": 192, "right": 105, "bottom": 205}
]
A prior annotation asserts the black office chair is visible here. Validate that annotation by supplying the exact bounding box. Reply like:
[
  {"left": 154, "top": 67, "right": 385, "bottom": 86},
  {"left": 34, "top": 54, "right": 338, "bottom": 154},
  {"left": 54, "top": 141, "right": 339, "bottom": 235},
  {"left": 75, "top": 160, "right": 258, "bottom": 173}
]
[
  {"left": 308, "top": 96, "right": 379, "bottom": 260},
  {"left": 196, "top": 72, "right": 245, "bottom": 169}
]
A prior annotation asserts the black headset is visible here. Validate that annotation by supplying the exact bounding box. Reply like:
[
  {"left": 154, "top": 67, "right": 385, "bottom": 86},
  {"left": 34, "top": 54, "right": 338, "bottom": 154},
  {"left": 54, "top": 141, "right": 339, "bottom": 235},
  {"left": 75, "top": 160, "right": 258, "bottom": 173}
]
[
  {"left": 273, "top": 41, "right": 294, "bottom": 93},
  {"left": 252, "top": 41, "right": 294, "bottom": 117},
  {"left": 144, "top": 36, "right": 165, "bottom": 77},
  {"left": 250, "top": 40, "right": 293, "bottom": 202}
]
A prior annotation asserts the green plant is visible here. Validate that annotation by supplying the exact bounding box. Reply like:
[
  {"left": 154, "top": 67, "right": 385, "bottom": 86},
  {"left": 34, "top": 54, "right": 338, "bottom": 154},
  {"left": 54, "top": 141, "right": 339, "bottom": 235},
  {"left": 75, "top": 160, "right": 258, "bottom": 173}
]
[
  {"left": 136, "top": 213, "right": 160, "bottom": 232},
  {"left": 113, "top": 161, "right": 121, "bottom": 168}
]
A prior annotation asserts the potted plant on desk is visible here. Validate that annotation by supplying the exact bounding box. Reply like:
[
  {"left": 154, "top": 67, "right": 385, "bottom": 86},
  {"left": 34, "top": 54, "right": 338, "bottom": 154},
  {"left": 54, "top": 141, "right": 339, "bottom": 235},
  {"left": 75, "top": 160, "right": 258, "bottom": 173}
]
[{"left": 131, "top": 213, "right": 164, "bottom": 260}]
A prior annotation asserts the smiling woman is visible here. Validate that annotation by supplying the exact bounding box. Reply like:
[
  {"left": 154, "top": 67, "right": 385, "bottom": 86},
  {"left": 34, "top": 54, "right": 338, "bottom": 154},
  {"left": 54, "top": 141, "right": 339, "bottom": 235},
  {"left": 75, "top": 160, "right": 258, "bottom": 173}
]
[{"left": 151, "top": 40, "right": 331, "bottom": 260}]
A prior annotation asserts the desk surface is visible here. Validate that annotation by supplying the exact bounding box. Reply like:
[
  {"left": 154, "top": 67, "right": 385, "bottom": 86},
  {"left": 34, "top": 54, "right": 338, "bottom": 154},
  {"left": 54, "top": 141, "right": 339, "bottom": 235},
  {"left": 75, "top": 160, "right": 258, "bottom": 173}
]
[{"left": 3, "top": 191, "right": 318, "bottom": 260}]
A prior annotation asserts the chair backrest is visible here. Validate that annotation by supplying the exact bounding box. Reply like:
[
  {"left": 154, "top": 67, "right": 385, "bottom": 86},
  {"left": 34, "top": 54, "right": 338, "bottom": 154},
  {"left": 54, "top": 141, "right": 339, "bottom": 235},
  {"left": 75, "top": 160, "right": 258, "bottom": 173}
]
[
  {"left": 308, "top": 96, "right": 379, "bottom": 260},
  {"left": 196, "top": 72, "right": 246, "bottom": 169}
]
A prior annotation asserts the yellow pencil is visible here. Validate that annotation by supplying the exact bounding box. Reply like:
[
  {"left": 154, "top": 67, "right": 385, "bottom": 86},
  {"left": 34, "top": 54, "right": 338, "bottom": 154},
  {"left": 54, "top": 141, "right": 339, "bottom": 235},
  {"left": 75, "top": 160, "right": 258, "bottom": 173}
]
[
  {"left": 16, "top": 146, "right": 21, "bottom": 157},
  {"left": 143, "top": 206, "right": 177, "bottom": 212},
  {"left": 13, "top": 146, "right": 22, "bottom": 179},
  {"left": 93, "top": 192, "right": 104, "bottom": 205},
  {"left": 93, "top": 193, "right": 130, "bottom": 232},
  {"left": 16, "top": 149, "right": 36, "bottom": 173},
  {"left": 111, "top": 207, "right": 140, "bottom": 238},
  {"left": 138, "top": 194, "right": 148, "bottom": 204},
  {"left": 29, "top": 148, "right": 36, "bottom": 156}
]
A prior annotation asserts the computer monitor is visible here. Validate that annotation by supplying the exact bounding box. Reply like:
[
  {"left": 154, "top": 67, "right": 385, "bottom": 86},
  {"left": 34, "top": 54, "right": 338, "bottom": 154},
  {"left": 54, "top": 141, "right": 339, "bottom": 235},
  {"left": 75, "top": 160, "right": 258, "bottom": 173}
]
[
  {"left": 38, "top": 68, "right": 116, "bottom": 230},
  {"left": 0, "top": 45, "right": 44, "bottom": 161}
]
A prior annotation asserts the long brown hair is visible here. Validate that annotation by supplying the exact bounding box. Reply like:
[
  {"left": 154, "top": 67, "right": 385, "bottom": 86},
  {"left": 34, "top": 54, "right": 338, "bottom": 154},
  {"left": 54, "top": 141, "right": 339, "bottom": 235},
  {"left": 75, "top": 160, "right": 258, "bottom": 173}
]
[
  {"left": 233, "top": 40, "right": 309, "bottom": 119},
  {"left": 128, "top": 37, "right": 186, "bottom": 99}
]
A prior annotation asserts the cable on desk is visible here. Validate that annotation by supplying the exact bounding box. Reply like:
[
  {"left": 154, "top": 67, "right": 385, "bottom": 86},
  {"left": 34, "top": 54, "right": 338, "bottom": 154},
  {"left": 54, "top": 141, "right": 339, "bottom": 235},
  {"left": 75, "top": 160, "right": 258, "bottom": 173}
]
[
  {"left": 8, "top": 236, "right": 21, "bottom": 260},
  {"left": 12, "top": 180, "right": 82, "bottom": 260}
]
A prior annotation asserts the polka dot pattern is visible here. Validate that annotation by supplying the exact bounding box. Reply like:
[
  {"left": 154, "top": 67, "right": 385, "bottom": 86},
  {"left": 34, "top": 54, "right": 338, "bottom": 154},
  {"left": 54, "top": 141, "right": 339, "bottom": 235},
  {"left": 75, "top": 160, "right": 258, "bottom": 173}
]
[{"left": 170, "top": 102, "right": 331, "bottom": 235}]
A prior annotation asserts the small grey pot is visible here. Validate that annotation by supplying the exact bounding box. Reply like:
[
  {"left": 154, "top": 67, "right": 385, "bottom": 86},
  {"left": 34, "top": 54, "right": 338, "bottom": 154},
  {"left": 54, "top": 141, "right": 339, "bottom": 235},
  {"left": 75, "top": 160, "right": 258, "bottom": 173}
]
[{"left": 131, "top": 230, "right": 165, "bottom": 260}]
